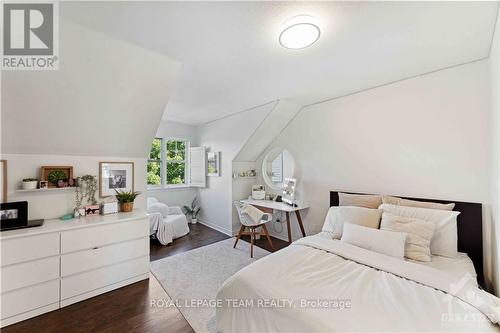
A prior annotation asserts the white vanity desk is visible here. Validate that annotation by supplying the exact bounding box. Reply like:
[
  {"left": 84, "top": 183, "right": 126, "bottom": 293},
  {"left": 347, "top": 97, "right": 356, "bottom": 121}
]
[
  {"left": 241, "top": 199, "right": 309, "bottom": 243},
  {"left": 0, "top": 211, "right": 149, "bottom": 327}
]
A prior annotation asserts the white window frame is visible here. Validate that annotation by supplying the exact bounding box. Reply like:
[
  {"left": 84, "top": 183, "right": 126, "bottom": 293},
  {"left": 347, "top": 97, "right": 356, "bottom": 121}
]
[{"left": 147, "top": 137, "right": 191, "bottom": 190}]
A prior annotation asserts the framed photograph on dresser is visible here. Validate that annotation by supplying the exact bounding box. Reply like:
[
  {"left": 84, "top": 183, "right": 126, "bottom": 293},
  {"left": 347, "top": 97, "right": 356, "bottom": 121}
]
[
  {"left": 1, "top": 160, "right": 7, "bottom": 203},
  {"left": 99, "top": 162, "right": 135, "bottom": 197}
]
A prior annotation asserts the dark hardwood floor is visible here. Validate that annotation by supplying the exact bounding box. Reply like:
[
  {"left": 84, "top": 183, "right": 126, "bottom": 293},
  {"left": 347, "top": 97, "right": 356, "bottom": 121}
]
[{"left": 4, "top": 222, "right": 289, "bottom": 333}]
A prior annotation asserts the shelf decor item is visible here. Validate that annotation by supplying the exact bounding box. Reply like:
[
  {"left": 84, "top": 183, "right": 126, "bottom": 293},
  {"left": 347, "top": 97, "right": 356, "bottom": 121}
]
[
  {"left": 22, "top": 178, "right": 38, "bottom": 190},
  {"left": 114, "top": 189, "right": 140, "bottom": 213},
  {"left": 40, "top": 166, "right": 73, "bottom": 188},
  {"left": 39, "top": 181, "right": 48, "bottom": 189},
  {"left": 99, "top": 162, "right": 134, "bottom": 197}
]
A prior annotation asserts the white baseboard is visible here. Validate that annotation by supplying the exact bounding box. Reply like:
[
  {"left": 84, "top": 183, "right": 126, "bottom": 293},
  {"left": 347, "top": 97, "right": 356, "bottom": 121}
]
[{"left": 197, "top": 219, "right": 233, "bottom": 236}]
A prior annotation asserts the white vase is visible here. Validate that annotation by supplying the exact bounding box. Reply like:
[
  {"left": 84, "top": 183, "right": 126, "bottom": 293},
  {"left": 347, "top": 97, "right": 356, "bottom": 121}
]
[
  {"left": 22, "top": 181, "right": 38, "bottom": 190},
  {"left": 191, "top": 218, "right": 198, "bottom": 224}
]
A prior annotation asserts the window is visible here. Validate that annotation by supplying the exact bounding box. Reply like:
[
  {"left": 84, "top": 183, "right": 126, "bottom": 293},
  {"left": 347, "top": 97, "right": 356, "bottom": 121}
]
[
  {"left": 166, "top": 140, "right": 187, "bottom": 185},
  {"left": 147, "top": 138, "right": 189, "bottom": 187},
  {"left": 147, "top": 138, "right": 162, "bottom": 186}
]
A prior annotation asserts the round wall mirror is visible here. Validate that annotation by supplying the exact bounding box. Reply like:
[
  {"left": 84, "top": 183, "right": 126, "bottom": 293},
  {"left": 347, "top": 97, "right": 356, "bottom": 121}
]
[{"left": 262, "top": 148, "right": 295, "bottom": 191}]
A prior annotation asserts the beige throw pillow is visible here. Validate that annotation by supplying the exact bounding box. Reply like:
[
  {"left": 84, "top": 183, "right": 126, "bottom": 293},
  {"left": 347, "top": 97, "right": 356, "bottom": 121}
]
[
  {"left": 332, "top": 206, "right": 382, "bottom": 239},
  {"left": 382, "top": 195, "right": 455, "bottom": 211},
  {"left": 380, "top": 212, "right": 435, "bottom": 262},
  {"left": 339, "top": 193, "right": 382, "bottom": 209}
]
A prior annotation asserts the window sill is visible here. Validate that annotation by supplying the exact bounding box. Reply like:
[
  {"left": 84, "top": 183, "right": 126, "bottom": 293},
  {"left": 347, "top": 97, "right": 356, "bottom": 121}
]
[{"left": 147, "top": 185, "right": 191, "bottom": 191}]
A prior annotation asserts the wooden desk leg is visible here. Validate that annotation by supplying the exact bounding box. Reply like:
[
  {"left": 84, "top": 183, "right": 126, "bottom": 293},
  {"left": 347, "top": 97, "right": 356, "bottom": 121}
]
[
  {"left": 286, "top": 212, "right": 292, "bottom": 244},
  {"left": 295, "top": 210, "right": 306, "bottom": 237}
]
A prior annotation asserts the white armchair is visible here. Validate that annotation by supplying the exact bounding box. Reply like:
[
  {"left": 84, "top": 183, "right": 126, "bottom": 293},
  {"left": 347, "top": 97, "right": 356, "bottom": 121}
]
[{"left": 147, "top": 197, "right": 190, "bottom": 245}]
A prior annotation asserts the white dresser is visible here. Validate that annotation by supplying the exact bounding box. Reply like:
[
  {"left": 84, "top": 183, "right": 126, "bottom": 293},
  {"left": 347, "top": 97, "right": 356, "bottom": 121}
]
[{"left": 0, "top": 211, "right": 149, "bottom": 327}]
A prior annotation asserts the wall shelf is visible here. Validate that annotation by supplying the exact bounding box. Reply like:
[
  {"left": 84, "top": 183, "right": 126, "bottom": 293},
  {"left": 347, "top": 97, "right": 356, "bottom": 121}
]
[{"left": 16, "top": 187, "right": 76, "bottom": 193}]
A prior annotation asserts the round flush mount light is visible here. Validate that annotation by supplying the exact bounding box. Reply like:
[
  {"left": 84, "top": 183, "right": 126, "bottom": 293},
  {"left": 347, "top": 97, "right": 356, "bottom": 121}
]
[{"left": 279, "top": 15, "right": 320, "bottom": 49}]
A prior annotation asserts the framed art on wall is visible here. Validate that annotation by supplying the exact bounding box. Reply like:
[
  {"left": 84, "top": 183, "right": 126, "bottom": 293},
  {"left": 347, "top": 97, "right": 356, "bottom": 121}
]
[
  {"left": 99, "top": 162, "right": 135, "bottom": 197},
  {"left": 207, "top": 151, "right": 220, "bottom": 177}
]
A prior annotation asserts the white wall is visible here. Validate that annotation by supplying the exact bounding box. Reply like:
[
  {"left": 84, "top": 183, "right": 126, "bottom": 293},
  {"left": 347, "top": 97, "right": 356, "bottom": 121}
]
[
  {"left": 3, "top": 154, "right": 147, "bottom": 221},
  {"left": 147, "top": 120, "right": 199, "bottom": 208},
  {"left": 488, "top": 7, "right": 500, "bottom": 295},
  {"left": 196, "top": 101, "right": 278, "bottom": 235},
  {"left": 1, "top": 18, "right": 179, "bottom": 158},
  {"left": 260, "top": 60, "right": 494, "bottom": 286}
]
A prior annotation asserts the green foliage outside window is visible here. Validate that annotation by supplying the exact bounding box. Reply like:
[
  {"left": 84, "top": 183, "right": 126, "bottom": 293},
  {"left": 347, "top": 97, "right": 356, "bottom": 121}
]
[
  {"left": 147, "top": 138, "right": 187, "bottom": 186},
  {"left": 166, "top": 140, "right": 186, "bottom": 184}
]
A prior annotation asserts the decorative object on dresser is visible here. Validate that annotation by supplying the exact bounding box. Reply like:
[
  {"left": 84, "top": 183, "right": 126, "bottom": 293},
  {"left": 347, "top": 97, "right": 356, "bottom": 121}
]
[
  {"left": 21, "top": 178, "right": 38, "bottom": 190},
  {"left": 74, "top": 175, "right": 98, "bottom": 218},
  {"left": 39, "top": 180, "right": 48, "bottom": 189},
  {"left": 0, "top": 201, "right": 44, "bottom": 231},
  {"left": 114, "top": 189, "right": 140, "bottom": 213},
  {"left": 183, "top": 197, "right": 201, "bottom": 224},
  {"left": 85, "top": 204, "right": 100, "bottom": 216},
  {"left": 0, "top": 160, "right": 7, "bottom": 203},
  {"left": 99, "top": 162, "right": 134, "bottom": 197},
  {"left": 40, "top": 166, "right": 73, "bottom": 188},
  {"left": 207, "top": 151, "right": 221, "bottom": 176},
  {"left": 101, "top": 201, "right": 119, "bottom": 215},
  {"left": 0, "top": 212, "right": 149, "bottom": 328}
]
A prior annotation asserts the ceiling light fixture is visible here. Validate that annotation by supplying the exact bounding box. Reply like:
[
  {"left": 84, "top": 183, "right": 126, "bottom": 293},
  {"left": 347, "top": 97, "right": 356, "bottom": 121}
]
[{"left": 279, "top": 15, "right": 320, "bottom": 50}]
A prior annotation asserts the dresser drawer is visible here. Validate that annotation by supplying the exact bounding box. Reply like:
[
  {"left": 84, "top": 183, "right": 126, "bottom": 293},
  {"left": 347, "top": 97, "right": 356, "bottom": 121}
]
[
  {"left": 60, "top": 219, "right": 148, "bottom": 253},
  {"left": 1, "top": 280, "right": 59, "bottom": 320},
  {"left": 1, "top": 256, "right": 59, "bottom": 293},
  {"left": 1, "top": 233, "right": 59, "bottom": 267},
  {"left": 61, "top": 237, "right": 149, "bottom": 277},
  {"left": 61, "top": 256, "right": 149, "bottom": 300}
]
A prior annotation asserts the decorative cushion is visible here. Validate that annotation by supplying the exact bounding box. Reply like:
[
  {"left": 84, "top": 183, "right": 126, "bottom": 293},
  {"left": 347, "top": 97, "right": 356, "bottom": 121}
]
[
  {"left": 148, "top": 202, "right": 169, "bottom": 218},
  {"left": 379, "top": 204, "right": 460, "bottom": 258},
  {"left": 338, "top": 192, "right": 382, "bottom": 209},
  {"left": 341, "top": 223, "right": 407, "bottom": 259},
  {"left": 382, "top": 195, "right": 455, "bottom": 211},
  {"left": 380, "top": 212, "right": 435, "bottom": 262},
  {"left": 325, "top": 206, "right": 382, "bottom": 239}
]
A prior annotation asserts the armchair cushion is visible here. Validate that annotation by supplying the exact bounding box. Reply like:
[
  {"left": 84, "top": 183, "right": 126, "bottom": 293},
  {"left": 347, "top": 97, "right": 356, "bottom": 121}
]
[
  {"left": 168, "top": 206, "right": 184, "bottom": 216},
  {"left": 148, "top": 202, "right": 169, "bottom": 218}
]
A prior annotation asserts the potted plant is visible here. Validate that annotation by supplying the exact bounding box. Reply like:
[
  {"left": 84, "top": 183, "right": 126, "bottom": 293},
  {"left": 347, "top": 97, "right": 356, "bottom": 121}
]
[
  {"left": 47, "top": 170, "right": 67, "bottom": 188},
  {"left": 183, "top": 197, "right": 201, "bottom": 224},
  {"left": 115, "top": 189, "right": 141, "bottom": 213},
  {"left": 22, "top": 178, "right": 38, "bottom": 190}
]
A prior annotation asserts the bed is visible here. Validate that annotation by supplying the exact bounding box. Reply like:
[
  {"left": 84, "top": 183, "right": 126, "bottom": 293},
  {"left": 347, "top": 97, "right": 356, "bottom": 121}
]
[{"left": 216, "top": 191, "right": 500, "bottom": 332}]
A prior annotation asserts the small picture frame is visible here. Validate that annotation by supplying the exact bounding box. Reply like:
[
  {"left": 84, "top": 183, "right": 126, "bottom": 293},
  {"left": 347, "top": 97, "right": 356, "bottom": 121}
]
[
  {"left": 39, "top": 181, "right": 48, "bottom": 189},
  {"left": 207, "top": 151, "right": 220, "bottom": 177},
  {"left": 85, "top": 204, "right": 100, "bottom": 216},
  {"left": 99, "top": 162, "right": 134, "bottom": 197}
]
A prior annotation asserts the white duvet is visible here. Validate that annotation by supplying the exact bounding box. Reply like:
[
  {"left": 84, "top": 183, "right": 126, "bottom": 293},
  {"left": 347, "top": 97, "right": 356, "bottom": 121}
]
[{"left": 216, "top": 235, "right": 500, "bottom": 332}]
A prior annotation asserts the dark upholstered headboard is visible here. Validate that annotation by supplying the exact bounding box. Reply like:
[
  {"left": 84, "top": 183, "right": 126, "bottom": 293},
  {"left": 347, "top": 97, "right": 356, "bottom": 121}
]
[{"left": 329, "top": 191, "right": 484, "bottom": 288}]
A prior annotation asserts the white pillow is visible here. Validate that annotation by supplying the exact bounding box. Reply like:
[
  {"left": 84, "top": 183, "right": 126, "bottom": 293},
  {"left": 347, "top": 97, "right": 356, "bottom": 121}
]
[
  {"left": 341, "top": 223, "right": 407, "bottom": 259},
  {"left": 379, "top": 204, "right": 460, "bottom": 258},
  {"left": 382, "top": 195, "right": 455, "bottom": 211},
  {"left": 322, "top": 206, "right": 382, "bottom": 239},
  {"left": 380, "top": 212, "right": 435, "bottom": 262},
  {"left": 339, "top": 192, "right": 382, "bottom": 209},
  {"left": 147, "top": 202, "right": 169, "bottom": 218}
]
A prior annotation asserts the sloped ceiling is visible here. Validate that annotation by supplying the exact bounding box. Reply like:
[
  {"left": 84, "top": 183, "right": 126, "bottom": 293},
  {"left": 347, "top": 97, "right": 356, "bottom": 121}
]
[
  {"left": 1, "top": 18, "right": 180, "bottom": 157},
  {"left": 61, "top": 1, "right": 498, "bottom": 124}
]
